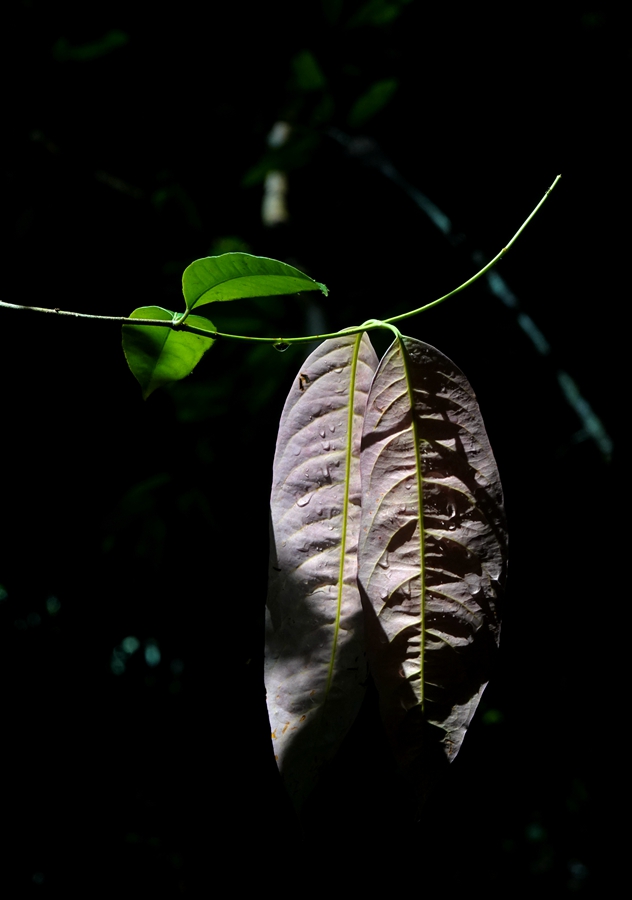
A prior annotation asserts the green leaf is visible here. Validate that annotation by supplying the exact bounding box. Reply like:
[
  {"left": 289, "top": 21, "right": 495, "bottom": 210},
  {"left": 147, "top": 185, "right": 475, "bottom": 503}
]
[
  {"left": 122, "top": 306, "right": 216, "bottom": 399},
  {"left": 347, "top": 77, "right": 398, "bottom": 127},
  {"left": 348, "top": 0, "right": 412, "bottom": 28},
  {"left": 182, "top": 252, "right": 328, "bottom": 313},
  {"left": 291, "top": 50, "right": 327, "bottom": 91}
]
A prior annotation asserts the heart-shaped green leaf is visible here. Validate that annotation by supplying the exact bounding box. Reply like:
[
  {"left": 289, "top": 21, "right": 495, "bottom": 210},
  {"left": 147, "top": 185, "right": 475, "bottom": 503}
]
[
  {"left": 122, "top": 306, "right": 216, "bottom": 399},
  {"left": 182, "top": 252, "right": 328, "bottom": 313}
]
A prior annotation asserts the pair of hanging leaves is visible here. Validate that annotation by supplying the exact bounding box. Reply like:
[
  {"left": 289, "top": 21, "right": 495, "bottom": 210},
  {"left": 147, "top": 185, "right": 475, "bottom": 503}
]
[
  {"left": 265, "top": 331, "right": 507, "bottom": 813},
  {"left": 119, "top": 251, "right": 507, "bottom": 813}
]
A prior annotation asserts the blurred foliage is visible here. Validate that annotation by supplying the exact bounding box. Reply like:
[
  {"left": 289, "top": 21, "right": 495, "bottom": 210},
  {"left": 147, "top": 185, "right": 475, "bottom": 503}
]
[{"left": 52, "top": 29, "right": 130, "bottom": 62}]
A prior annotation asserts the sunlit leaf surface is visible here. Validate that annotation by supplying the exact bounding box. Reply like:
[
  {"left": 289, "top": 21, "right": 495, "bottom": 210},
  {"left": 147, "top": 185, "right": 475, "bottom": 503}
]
[
  {"left": 182, "top": 252, "right": 328, "bottom": 312},
  {"left": 358, "top": 336, "right": 507, "bottom": 800},
  {"left": 122, "top": 306, "right": 216, "bottom": 399},
  {"left": 265, "top": 332, "right": 378, "bottom": 810}
]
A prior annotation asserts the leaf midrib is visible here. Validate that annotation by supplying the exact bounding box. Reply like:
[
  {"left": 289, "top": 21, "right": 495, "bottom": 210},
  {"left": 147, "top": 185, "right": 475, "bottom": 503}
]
[
  {"left": 399, "top": 338, "right": 427, "bottom": 713},
  {"left": 324, "top": 333, "right": 362, "bottom": 700},
  {"left": 189, "top": 263, "right": 315, "bottom": 307}
]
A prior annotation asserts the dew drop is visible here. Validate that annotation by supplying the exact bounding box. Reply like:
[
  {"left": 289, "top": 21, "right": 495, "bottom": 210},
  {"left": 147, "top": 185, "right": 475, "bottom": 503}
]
[
  {"left": 329, "top": 424, "right": 336, "bottom": 433},
  {"left": 380, "top": 589, "right": 389, "bottom": 600},
  {"left": 335, "top": 367, "right": 343, "bottom": 374},
  {"left": 273, "top": 341, "right": 289, "bottom": 352},
  {"left": 296, "top": 493, "right": 312, "bottom": 507},
  {"left": 322, "top": 441, "right": 331, "bottom": 451},
  {"left": 377, "top": 555, "right": 390, "bottom": 570},
  {"left": 319, "top": 428, "right": 326, "bottom": 438}
]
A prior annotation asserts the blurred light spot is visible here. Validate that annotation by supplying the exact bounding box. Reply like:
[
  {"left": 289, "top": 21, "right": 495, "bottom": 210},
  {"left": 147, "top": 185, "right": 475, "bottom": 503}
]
[
  {"left": 267, "top": 121, "right": 291, "bottom": 148},
  {"left": 482, "top": 708, "right": 504, "bottom": 725},
  {"left": 557, "top": 371, "right": 613, "bottom": 461},
  {"left": 46, "top": 596, "right": 61, "bottom": 615},
  {"left": 145, "top": 641, "right": 161, "bottom": 667},
  {"left": 14, "top": 619, "right": 27, "bottom": 630},
  {"left": 486, "top": 270, "right": 519, "bottom": 308},
  {"left": 526, "top": 823, "right": 546, "bottom": 842},
  {"left": 32, "top": 872, "right": 44, "bottom": 885},
  {"left": 0, "top": 584, "right": 8, "bottom": 602},
  {"left": 516, "top": 312, "right": 551, "bottom": 355},
  {"left": 170, "top": 658, "right": 184, "bottom": 675},
  {"left": 27, "top": 612, "right": 42, "bottom": 627},
  {"left": 262, "top": 171, "right": 289, "bottom": 226},
  {"left": 122, "top": 636, "right": 140, "bottom": 654},
  {"left": 568, "top": 859, "right": 588, "bottom": 887},
  {"left": 110, "top": 649, "right": 126, "bottom": 675}
]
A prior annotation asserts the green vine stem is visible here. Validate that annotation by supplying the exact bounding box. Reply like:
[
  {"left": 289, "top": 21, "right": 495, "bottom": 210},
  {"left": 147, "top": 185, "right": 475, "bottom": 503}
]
[{"left": 0, "top": 176, "right": 560, "bottom": 343}]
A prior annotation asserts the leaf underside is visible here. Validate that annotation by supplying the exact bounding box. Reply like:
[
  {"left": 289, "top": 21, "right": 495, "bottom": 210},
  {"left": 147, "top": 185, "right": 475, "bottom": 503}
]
[
  {"left": 358, "top": 336, "right": 507, "bottom": 803},
  {"left": 182, "top": 252, "right": 328, "bottom": 312},
  {"left": 265, "top": 332, "right": 378, "bottom": 810},
  {"left": 122, "top": 306, "right": 216, "bottom": 399}
]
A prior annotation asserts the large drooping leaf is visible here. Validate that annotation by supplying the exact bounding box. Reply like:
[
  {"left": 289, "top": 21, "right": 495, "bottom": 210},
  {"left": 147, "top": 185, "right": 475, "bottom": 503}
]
[
  {"left": 265, "top": 332, "right": 379, "bottom": 810},
  {"left": 182, "top": 252, "right": 328, "bottom": 313},
  {"left": 358, "top": 336, "right": 507, "bottom": 802},
  {"left": 122, "top": 306, "right": 216, "bottom": 399}
]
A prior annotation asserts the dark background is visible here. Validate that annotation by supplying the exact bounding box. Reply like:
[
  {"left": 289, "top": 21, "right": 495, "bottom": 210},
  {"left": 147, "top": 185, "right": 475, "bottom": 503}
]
[{"left": 1, "top": 1, "right": 626, "bottom": 893}]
